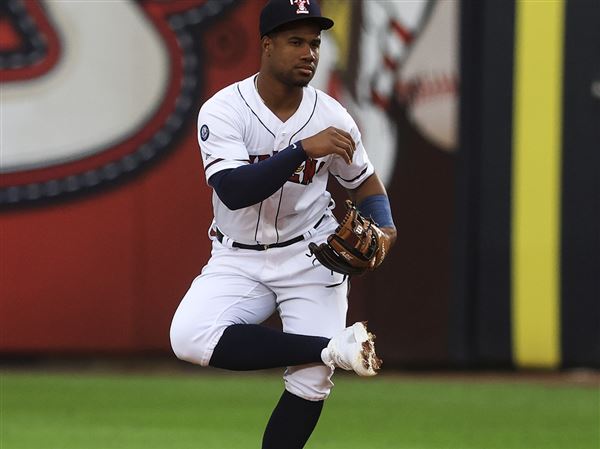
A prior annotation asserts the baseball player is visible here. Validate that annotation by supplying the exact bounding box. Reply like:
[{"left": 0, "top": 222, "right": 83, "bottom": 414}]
[{"left": 170, "top": 1, "right": 397, "bottom": 447}]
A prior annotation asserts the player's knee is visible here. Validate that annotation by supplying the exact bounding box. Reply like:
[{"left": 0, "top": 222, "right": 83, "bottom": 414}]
[
  {"left": 283, "top": 364, "right": 335, "bottom": 401},
  {"left": 170, "top": 316, "right": 224, "bottom": 367},
  {"left": 170, "top": 322, "right": 200, "bottom": 365}
]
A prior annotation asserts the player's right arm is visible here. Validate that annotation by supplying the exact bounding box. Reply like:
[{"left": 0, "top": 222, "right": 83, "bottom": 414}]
[
  {"left": 208, "top": 144, "right": 308, "bottom": 210},
  {"left": 199, "top": 99, "right": 310, "bottom": 210},
  {"left": 209, "top": 127, "right": 353, "bottom": 210},
  {"left": 200, "top": 98, "right": 354, "bottom": 210},
  {"left": 300, "top": 127, "right": 355, "bottom": 165}
]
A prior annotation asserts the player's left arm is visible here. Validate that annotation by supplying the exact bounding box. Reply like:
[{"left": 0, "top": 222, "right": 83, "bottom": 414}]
[
  {"left": 331, "top": 109, "right": 396, "bottom": 249},
  {"left": 347, "top": 174, "right": 397, "bottom": 248}
]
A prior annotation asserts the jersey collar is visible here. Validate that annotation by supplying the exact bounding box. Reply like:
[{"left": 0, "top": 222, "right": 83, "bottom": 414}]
[{"left": 239, "top": 74, "right": 317, "bottom": 133}]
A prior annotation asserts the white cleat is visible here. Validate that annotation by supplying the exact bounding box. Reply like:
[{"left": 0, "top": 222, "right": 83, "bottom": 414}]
[{"left": 322, "top": 322, "right": 382, "bottom": 376}]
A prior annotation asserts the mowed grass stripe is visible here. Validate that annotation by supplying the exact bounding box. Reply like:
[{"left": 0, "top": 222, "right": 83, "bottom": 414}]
[{"left": 2, "top": 372, "right": 598, "bottom": 449}]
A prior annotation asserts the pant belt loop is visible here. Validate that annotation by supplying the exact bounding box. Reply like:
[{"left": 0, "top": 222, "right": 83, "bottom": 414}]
[
  {"left": 303, "top": 214, "right": 327, "bottom": 241},
  {"left": 221, "top": 234, "right": 236, "bottom": 249},
  {"left": 208, "top": 220, "right": 220, "bottom": 243}
]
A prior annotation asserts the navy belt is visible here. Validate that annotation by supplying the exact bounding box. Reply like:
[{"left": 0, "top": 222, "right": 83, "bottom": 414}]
[{"left": 216, "top": 215, "right": 326, "bottom": 251}]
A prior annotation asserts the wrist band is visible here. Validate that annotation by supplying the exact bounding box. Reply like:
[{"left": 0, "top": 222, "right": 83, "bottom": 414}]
[{"left": 357, "top": 194, "right": 395, "bottom": 228}]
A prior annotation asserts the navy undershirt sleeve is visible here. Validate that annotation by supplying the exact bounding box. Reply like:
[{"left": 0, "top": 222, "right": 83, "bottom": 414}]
[{"left": 208, "top": 141, "right": 308, "bottom": 210}]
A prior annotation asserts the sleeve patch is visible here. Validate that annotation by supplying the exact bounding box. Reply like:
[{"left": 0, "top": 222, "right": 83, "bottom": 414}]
[{"left": 200, "top": 124, "right": 210, "bottom": 141}]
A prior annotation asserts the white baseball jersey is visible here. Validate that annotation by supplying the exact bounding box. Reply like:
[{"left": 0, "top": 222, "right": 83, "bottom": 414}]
[{"left": 198, "top": 74, "right": 374, "bottom": 245}]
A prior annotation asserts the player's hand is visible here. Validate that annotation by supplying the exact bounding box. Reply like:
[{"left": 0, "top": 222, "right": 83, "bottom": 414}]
[
  {"left": 380, "top": 226, "right": 397, "bottom": 249},
  {"left": 301, "top": 127, "right": 355, "bottom": 164}
]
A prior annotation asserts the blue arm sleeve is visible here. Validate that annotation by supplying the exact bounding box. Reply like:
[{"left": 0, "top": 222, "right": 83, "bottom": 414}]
[
  {"left": 357, "top": 194, "right": 395, "bottom": 228},
  {"left": 208, "top": 142, "right": 307, "bottom": 210}
]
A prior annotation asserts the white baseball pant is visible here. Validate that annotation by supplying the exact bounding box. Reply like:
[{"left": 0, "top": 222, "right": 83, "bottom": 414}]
[{"left": 170, "top": 214, "right": 348, "bottom": 401}]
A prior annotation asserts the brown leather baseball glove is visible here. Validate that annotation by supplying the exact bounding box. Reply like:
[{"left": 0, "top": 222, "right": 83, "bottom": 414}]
[{"left": 309, "top": 200, "right": 391, "bottom": 276}]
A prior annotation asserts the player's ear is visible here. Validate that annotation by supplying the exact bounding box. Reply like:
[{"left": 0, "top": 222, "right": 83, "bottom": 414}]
[{"left": 261, "top": 35, "right": 273, "bottom": 56}]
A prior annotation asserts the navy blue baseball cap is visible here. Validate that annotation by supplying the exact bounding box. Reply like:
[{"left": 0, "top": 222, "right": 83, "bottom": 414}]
[{"left": 260, "top": 0, "right": 334, "bottom": 37}]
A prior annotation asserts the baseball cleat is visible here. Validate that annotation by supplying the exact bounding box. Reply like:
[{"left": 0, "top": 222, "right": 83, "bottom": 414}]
[{"left": 322, "top": 322, "right": 382, "bottom": 376}]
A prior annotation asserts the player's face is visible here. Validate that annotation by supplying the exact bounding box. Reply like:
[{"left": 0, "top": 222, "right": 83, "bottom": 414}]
[{"left": 265, "top": 22, "right": 321, "bottom": 88}]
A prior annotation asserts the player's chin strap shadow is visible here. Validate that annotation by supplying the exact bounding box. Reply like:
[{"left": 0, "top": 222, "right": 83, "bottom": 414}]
[{"left": 305, "top": 250, "right": 348, "bottom": 288}]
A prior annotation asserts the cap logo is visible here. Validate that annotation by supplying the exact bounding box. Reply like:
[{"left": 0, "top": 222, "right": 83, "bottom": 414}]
[{"left": 290, "top": 0, "right": 310, "bottom": 15}]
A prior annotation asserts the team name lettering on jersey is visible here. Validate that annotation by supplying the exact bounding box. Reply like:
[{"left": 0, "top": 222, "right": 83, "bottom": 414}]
[
  {"left": 249, "top": 153, "right": 325, "bottom": 185},
  {"left": 289, "top": 159, "right": 326, "bottom": 185}
]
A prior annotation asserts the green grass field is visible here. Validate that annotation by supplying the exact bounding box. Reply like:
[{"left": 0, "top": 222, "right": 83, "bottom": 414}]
[{"left": 1, "top": 370, "right": 598, "bottom": 449}]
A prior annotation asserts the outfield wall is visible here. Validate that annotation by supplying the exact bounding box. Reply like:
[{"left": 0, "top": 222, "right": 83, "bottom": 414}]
[{"left": 1, "top": 0, "right": 597, "bottom": 369}]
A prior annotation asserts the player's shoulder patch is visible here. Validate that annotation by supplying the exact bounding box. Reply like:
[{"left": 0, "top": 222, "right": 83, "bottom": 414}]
[{"left": 200, "top": 124, "right": 210, "bottom": 141}]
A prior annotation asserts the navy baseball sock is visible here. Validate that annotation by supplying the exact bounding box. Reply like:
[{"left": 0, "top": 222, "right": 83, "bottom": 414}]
[
  {"left": 209, "top": 324, "right": 329, "bottom": 370},
  {"left": 262, "top": 390, "right": 324, "bottom": 449}
]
